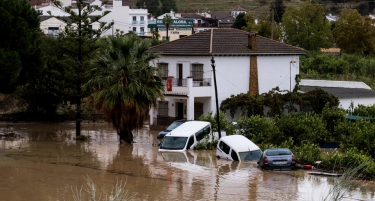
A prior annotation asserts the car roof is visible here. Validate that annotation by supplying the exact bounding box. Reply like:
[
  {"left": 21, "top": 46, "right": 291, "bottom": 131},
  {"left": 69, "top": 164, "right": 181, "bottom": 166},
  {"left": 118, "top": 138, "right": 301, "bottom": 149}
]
[
  {"left": 265, "top": 148, "right": 291, "bottom": 152},
  {"left": 167, "top": 121, "right": 210, "bottom": 137},
  {"left": 220, "top": 135, "right": 260, "bottom": 152}
]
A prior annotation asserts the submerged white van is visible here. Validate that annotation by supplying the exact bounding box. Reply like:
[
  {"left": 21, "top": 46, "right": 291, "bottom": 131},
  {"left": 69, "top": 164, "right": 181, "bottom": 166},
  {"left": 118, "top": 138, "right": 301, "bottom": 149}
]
[
  {"left": 159, "top": 121, "right": 212, "bottom": 152},
  {"left": 216, "top": 135, "right": 262, "bottom": 162}
]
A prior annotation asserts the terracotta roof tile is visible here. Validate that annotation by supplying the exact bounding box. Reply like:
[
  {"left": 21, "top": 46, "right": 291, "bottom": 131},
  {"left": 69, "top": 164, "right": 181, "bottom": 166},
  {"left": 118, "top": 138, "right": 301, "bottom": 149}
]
[{"left": 149, "top": 28, "right": 306, "bottom": 56}]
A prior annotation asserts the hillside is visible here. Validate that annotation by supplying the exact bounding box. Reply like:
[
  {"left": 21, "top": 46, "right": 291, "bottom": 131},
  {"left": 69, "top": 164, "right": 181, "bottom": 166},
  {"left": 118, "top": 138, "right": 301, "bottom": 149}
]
[{"left": 173, "top": 0, "right": 375, "bottom": 19}]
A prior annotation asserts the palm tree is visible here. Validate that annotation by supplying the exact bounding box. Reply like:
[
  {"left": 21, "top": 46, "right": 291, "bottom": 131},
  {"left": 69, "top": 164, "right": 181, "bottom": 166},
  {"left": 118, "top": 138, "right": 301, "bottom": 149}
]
[
  {"left": 162, "top": 14, "right": 173, "bottom": 41},
  {"left": 84, "top": 34, "right": 164, "bottom": 143}
]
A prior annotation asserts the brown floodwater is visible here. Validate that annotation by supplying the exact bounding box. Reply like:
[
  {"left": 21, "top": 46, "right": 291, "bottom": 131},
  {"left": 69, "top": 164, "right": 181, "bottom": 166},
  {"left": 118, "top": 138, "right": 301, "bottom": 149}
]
[{"left": 0, "top": 122, "right": 374, "bottom": 201}]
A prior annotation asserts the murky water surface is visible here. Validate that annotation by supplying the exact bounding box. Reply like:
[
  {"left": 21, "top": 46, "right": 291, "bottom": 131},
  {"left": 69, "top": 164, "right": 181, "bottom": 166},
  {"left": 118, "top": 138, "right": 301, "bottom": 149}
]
[{"left": 0, "top": 123, "right": 374, "bottom": 201}]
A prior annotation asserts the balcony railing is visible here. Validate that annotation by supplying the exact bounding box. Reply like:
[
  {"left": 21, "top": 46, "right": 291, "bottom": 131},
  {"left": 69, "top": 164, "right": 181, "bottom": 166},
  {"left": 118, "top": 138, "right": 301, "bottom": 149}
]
[
  {"left": 162, "top": 78, "right": 187, "bottom": 87},
  {"left": 140, "top": 20, "right": 145, "bottom": 24},
  {"left": 193, "top": 78, "right": 211, "bottom": 87},
  {"left": 132, "top": 20, "right": 138, "bottom": 24}
]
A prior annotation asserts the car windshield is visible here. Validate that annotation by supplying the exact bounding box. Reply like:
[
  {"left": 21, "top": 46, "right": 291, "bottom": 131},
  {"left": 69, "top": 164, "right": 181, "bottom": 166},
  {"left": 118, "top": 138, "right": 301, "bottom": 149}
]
[
  {"left": 266, "top": 149, "right": 292, "bottom": 156},
  {"left": 160, "top": 136, "right": 188, "bottom": 150},
  {"left": 165, "top": 121, "right": 184, "bottom": 131},
  {"left": 238, "top": 150, "right": 262, "bottom": 161}
]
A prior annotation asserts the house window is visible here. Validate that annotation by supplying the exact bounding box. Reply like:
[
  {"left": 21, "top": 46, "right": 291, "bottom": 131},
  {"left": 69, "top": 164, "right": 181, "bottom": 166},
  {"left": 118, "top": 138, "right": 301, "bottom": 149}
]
[
  {"left": 132, "top": 27, "right": 137, "bottom": 32},
  {"left": 158, "top": 101, "right": 168, "bottom": 117},
  {"left": 191, "top": 64, "right": 203, "bottom": 81},
  {"left": 141, "top": 16, "right": 144, "bottom": 21},
  {"left": 158, "top": 63, "right": 168, "bottom": 79},
  {"left": 48, "top": 27, "right": 59, "bottom": 37},
  {"left": 194, "top": 102, "right": 203, "bottom": 119},
  {"left": 133, "top": 16, "right": 136, "bottom": 21},
  {"left": 140, "top": 27, "right": 145, "bottom": 34}
]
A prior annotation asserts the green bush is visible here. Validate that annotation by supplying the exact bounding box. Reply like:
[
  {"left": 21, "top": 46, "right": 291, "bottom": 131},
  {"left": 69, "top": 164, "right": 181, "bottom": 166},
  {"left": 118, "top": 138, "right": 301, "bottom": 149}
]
[
  {"left": 351, "top": 104, "right": 375, "bottom": 118},
  {"left": 323, "top": 148, "right": 375, "bottom": 176},
  {"left": 195, "top": 140, "right": 218, "bottom": 150},
  {"left": 292, "top": 142, "right": 322, "bottom": 164},
  {"left": 321, "top": 105, "right": 346, "bottom": 141},
  {"left": 336, "top": 120, "right": 375, "bottom": 158},
  {"left": 237, "top": 115, "right": 281, "bottom": 143},
  {"left": 198, "top": 111, "right": 235, "bottom": 135},
  {"left": 275, "top": 112, "right": 328, "bottom": 145}
]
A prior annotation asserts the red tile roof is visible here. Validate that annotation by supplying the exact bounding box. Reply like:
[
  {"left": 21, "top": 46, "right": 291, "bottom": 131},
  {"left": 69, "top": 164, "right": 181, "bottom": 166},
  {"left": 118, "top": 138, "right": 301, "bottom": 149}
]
[
  {"left": 149, "top": 28, "right": 306, "bottom": 56},
  {"left": 232, "top": 7, "right": 247, "bottom": 11}
]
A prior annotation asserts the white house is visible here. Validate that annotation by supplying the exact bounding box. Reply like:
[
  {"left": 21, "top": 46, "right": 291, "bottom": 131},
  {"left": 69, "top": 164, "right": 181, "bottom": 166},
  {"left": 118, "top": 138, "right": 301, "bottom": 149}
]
[
  {"left": 40, "top": 16, "right": 67, "bottom": 36},
  {"left": 148, "top": 28, "right": 306, "bottom": 125},
  {"left": 231, "top": 7, "right": 247, "bottom": 17},
  {"left": 300, "top": 79, "right": 375, "bottom": 110},
  {"left": 36, "top": 0, "right": 148, "bottom": 37}
]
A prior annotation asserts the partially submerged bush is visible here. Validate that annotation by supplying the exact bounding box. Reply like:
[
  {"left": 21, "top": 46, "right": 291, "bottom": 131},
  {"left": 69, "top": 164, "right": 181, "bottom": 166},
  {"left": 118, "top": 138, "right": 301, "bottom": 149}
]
[{"left": 292, "top": 142, "right": 322, "bottom": 165}]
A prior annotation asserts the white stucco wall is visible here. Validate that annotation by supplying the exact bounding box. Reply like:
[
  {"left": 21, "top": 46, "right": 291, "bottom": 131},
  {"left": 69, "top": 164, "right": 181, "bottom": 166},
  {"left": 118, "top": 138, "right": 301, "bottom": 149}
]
[
  {"left": 40, "top": 17, "right": 66, "bottom": 35},
  {"left": 257, "top": 56, "right": 300, "bottom": 94},
  {"left": 151, "top": 55, "right": 301, "bottom": 121},
  {"left": 339, "top": 97, "right": 375, "bottom": 110}
]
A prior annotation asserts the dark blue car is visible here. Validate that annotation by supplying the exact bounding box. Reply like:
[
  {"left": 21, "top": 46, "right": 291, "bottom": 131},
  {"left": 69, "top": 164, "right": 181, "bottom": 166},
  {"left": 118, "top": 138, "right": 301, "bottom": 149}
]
[{"left": 157, "top": 120, "right": 187, "bottom": 139}]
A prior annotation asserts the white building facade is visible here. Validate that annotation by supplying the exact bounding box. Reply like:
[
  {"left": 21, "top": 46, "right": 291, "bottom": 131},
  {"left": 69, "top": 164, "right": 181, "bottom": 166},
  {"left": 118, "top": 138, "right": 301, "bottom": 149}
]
[
  {"left": 36, "top": 0, "right": 148, "bottom": 37},
  {"left": 148, "top": 29, "right": 306, "bottom": 125}
]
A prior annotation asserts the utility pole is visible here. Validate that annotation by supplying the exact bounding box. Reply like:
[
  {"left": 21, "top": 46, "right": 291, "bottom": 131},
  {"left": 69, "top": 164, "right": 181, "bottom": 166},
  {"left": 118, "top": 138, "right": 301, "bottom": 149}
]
[
  {"left": 211, "top": 57, "right": 222, "bottom": 139},
  {"left": 271, "top": 1, "right": 274, "bottom": 40}
]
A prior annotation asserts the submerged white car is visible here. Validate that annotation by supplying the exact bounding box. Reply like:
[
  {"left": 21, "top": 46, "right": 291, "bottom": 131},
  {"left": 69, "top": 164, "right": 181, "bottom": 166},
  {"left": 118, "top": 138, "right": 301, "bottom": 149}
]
[
  {"left": 216, "top": 135, "right": 262, "bottom": 162},
  {"left": 159, "top": 121, "right": 212, "bottom": 152}
]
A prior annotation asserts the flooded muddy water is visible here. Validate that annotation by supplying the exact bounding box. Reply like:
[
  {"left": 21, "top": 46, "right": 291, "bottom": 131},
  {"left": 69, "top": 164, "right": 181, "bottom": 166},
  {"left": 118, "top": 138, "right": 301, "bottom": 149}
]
[{"left": 0, "top": 122, "right": 374, "bottom": 201}]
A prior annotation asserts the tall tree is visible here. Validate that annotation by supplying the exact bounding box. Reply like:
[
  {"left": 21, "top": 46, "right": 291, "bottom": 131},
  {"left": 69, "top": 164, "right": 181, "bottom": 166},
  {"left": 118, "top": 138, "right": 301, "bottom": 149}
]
[
  {"left": 84, "top": 34, "right": 164, "bottom": 143},
  {"left": 257, "top": 19, "right": 281, "bottom": 41},
  {"left": 53, "top": 0, "right": 113, "bottom": 136},
  {"left": 272, "top": 0, "right": 285, "bottom": 24},
  {"left": 0, "top": 0, "right": 43, "bottom": 93},
  {"left": 162, "top": 14, "right": 173, "bottom": 41},
  {"left": 282, "top": 2, "right": 334, "bottom": 51},
  {"left": 333, "top": 9, "right": 375, "bottom": 54},
  {"left": 231, "top": 13, "right": 247, "bottom": 30},
  {"left": 17, "top": 36, "right": 66, "bottom": 115},
  {"left": 242, "top": 13, "right": 257, "bottom": 32}
]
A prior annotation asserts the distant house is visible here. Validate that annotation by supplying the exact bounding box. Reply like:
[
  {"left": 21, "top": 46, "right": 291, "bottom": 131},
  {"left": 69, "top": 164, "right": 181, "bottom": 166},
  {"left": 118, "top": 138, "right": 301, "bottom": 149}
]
[
  {"left": 40, "top": 16, "right": 67, "bottom": 37},
  {"left": 231, "top": 7, "right": 247, "bottom": 17},
  {"left": 300, "top": 79, "right": 375, "bottom": 110},
  {"left": 148, "top": 28, "right": 306, "bottom": 125},
  {"left": 210, "top": 12, "right": 235, "bottom": 28},
  {"left": 35, "top": 0, "right": 148, "bottom": 36}
]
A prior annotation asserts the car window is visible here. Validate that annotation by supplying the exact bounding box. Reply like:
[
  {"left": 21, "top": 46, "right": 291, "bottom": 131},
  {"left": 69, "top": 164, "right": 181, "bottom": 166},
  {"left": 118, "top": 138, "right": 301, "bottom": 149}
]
[
  {"left": 160, "top": 136, "right": 188, "bottom": 150},
  {"left": 219, "top": 141, "right": 230, "bottom": 154},
  {"left": 203, "top": 125, "right": 211, "bottom": 134},
  {"left": 266, "top": 149, "right": 292, "bottom": 156},
  {"left": 196, "top": 129, "right": 206, "bottom": 141},
  {"left": 186, "top": 136, "right": 194, "bottom": 150},
  {"left": 166, "top": 121, "right": 183, "bottom": 131},
  {"left": 231, "top": 150, "right": 239, "bottom": 161},
  {"left": 239, "top": 150, "right": 262, "bottom": 161}
]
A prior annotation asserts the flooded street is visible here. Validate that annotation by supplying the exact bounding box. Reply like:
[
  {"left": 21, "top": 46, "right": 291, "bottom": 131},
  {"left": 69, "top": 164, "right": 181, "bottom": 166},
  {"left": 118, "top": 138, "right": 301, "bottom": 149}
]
[{"left": 0, "top": 123, "right": 374, "bottom": 201}]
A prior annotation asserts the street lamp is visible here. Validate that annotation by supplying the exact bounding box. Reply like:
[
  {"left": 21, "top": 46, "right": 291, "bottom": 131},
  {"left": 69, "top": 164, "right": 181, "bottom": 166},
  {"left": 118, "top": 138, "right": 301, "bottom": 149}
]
[{"left": 211, "top": 57, "right": 221, "bottom": 139}]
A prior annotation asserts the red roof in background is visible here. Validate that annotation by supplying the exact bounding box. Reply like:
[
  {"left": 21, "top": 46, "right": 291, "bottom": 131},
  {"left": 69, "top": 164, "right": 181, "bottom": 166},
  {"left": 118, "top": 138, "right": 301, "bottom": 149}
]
[{"left": 232, "top": 7, "right": 247, "bottom": 11}]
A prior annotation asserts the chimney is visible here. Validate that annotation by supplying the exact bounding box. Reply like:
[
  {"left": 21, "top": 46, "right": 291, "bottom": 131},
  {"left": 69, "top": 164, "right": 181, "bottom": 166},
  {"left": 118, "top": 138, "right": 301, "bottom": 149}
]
[{"left": 248, "top": 32, "right": 257, "bottom": 51}]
